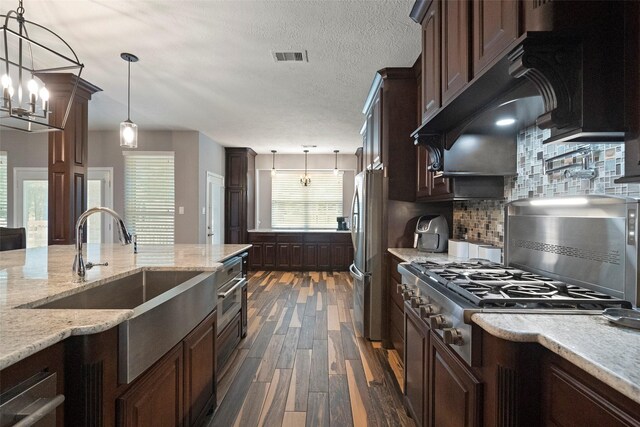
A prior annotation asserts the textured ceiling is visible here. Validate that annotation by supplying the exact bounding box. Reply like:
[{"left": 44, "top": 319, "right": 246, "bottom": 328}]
[{"left": 19, "top": 0, "right": 420, "bottom": 153}]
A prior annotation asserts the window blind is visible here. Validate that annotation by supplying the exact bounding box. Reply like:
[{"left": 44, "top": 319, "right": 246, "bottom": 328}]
[
  {"left": 124, "top": 151, "right": 175, "bottom": 244},
  {"left": 0, "top": 152, "right": 6, "bottom": 227},
  {"left": 272, "top": 171, "right": 343, "bottom": 229}
]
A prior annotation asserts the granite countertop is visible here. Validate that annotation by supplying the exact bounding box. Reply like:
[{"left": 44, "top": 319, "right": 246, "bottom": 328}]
[
  {"left": 387, "top": 247, "right": 464, "bottom": 263},
  {"left": 472, "top": 313, "right": 640, "bottom": 405},
  {"left": 0, "top": 243, "right": 251, "bottom": 370},
  {"left": 248, "top": 228, "right": 351, "bottom": 233}
]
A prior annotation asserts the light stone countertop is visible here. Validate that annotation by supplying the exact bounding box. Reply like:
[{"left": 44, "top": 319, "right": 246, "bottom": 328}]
[
  {"left": 387, "top": 247, "right": 464, "bottom": 263},
  {"left": 247, "top": 228, "right": 351, "bottom": 233},
  {"left": 0, "top": 243, "right": 251, "bottom": 370},
  {"left": 472, "top": 313, "right": 640, "bottom": 404}
]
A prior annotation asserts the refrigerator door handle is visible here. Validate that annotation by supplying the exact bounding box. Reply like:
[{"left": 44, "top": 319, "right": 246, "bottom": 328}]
[
  {"left": 349, "top": 263, "right": 365, "bottom": 281},
  {"left": 350, "top": 186, "right": 359, "bottom": 249}
]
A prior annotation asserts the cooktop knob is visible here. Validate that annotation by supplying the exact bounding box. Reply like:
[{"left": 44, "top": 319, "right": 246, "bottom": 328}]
[
  {"left": 396, "top": 284, "right": 407, "bottom": 294},
  {"left": 419, "top": 304, "right": 436, "bottom": 318},
  {"left": 443, "top": 328, "right": 464, "bottom": 346},
  {"left": 411, "top": 296, "right": 425, "bottom": 308},
  {"left": 429, "top": 315, "right": 448, "bottom": 329},
  {"left": 402, "top": 289, "right": 415, "bottom": 301}
]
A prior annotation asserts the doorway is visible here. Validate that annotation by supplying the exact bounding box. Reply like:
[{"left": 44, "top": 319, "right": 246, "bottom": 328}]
[
  {"left": 205, "top": 172, "right": 224, "bottom": 244},
  {"left": 87, "top": 167, "right": 114, "bottom": 243}
]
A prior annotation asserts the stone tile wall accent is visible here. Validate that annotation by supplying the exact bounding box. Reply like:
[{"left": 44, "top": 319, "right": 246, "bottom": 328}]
[{"left": 454, "top": 126, "right": 640, "bottom": 247}]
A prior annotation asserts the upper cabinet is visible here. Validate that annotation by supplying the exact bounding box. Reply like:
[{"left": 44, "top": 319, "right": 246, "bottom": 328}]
[
  {"left": 472, "top": 0, "right": 519, "bottom": 75},
  {"left": 410, "top": 0, "right": 626, "bottom": 148}
]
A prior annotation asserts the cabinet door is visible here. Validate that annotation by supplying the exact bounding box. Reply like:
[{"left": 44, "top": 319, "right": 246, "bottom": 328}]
[
  {"left": 428, "top": 333, "right": 481, "bottom": 427},
  {"left": 184, "top": 312, "right": 216, "bottom": 427},
  {"left": 118, "top": 345, "right": 184, "bottom": 427},
  {"left": 225, "top": 189, "right": 244, "bottom": 244},
  {"left": 422, "top": 0, "right": 441, "bottom": 122},
  {"left": 371, "top": 91, "right": 383, "bottom": 168},
  {"left": 250, "top": 244, "right": 263, "bottom": 270},
  {"left": 404, "top": 306, "right": 429, "bottom": 426},
  {"left": 291, "top": 244, "right": 303, "bottom": 269},
  {"left": 416, "top": 145, "right": 432, "bottom": 199},
  {"left": 430, "top": 170, "right": 451, "bottom": 197},
  {"left": 473, "top": 0, "right": 519, "bottom": 75},
  {"left": 304, "top": 244, "right": 318, "bottom": 270},
  {"left": 263, "top": 243, "right": 277, "bottom": 269},
  {"left": 241, "top": 284, "right": 248, "bottom": 338},
  {"left": 318, "top": 244, "right": 331, "bottom": 270},
  {"left": 331, "top": 244, "right": 346, "bottom": 271},
  {"left": 277, "top": 243, "right": 291, "bottom": 269},
  {"left": 441, "top": 0, "right": 470, "bottom": 105}
]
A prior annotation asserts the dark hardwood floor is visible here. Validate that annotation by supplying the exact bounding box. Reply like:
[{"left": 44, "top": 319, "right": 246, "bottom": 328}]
[{"left": 208, "top": 271, "right": 413, "bottom": 427}]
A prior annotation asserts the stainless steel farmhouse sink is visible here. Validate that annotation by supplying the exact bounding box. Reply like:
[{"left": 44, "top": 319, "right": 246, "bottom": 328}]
[{"left": 34, "top": 269, "right": 217, "bottom": 384}]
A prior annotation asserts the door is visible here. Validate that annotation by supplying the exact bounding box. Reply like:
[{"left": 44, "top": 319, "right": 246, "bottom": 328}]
[
  {"left": 13, "top": 167, "right": 48, "bottom": 248},
  {"left": 87, "top": 167, "right": 113, "bottom": 243},
  {"left": 206, "top": 172, "right": 224, "bottom": 245}
]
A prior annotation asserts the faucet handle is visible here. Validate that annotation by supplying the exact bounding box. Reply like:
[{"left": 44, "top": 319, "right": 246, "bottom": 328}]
[{"left": 86, "top": 261, "right": 109, "bottom": 270}]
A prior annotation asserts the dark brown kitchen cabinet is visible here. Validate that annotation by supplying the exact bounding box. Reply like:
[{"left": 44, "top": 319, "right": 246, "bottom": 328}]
[
  {"left": 248, "top": 232, "right": 351, "bottom": 271},
  {"left": 224, "top": 148, "right": 256, "bottom": 244},
  {"left": 0, "top": 342, "right": 65, "bottom": 427},
  {"left": 404, "top": 302, "right": 430, "bottom": 426},
  {"left": 216, "top": 311, "right": 242, "bottom": 375},
  {"left": 117, "top": 344, "right": 184, "bottom": 427},
  {"left": 421, "top": 0, "right": 440, "bottom": 122},
  {"left": 540, "top": 351, "right": 640, "bottom": 427},
  {"left": 387, "top": 253, "right": 405, "bottom": 359},
  {"left": 428, "top": 332, "right": 482, "bottom": 427},
  {"left": 416, "top": 145, "right": 452, "bottom": 201},
  {"left": 472, "top": 0, "right": 519, "bottom": 76},
  {"left": 183, "top": 311, "right": 217, "bottom": 427},
  {"left": 441, "top": 0, "right": 470, "bottom": 105}
]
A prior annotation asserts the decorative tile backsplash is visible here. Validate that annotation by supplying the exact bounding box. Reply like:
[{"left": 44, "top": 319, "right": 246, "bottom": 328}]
[{"left": 454, "top": 126, "right": 640, "bottom": 247}]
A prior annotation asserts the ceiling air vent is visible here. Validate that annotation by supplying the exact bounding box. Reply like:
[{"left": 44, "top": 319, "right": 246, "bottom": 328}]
[{"left": 272, "top": 50, "right": 308, "bottom": 63}]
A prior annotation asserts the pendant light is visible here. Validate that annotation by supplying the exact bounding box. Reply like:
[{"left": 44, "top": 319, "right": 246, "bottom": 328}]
[
  {"left": 333, "top": 149, "right": 340, "bottom": 175},
  {"left": 300, "top": 150, "right": 311, "bottom": 187},
  {"left": 0, "top": 0, "right": 84, "bottom": 132},
  {"left": 120, "top": 52, "right": 139, "bottom": 148},
  {"left": 271, "top": 150, "right": 277, "bottom": 176}
]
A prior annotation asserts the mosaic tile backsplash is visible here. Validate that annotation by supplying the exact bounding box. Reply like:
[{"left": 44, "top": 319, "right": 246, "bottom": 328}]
[{"left": 454, "top": 126, "right": 639, "bottom": 247}]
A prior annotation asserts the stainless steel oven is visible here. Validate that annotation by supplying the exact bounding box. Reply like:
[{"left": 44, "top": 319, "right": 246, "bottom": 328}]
[{"left": 216, "top": 256, "right": 246, "bottom": 333}]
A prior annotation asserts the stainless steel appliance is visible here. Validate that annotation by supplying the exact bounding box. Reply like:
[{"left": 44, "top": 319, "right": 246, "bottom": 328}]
[
  {"left": 216, "top": 256, "right": 246, "bottom": 333},
  {"left": 349, "top": 169, "right": 383, "bottom": 340},
  {"left": 0, "top": 372, "right": 64, "bottom": 427},
  {"left": 398, "top": 195, "right": 637, "bottom": 366},
  {"left": 413, "top": 215, "right": 448, "bottom": 252}
]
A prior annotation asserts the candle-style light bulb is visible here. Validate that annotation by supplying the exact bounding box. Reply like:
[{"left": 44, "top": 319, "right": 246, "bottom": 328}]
[
  {"left": 27, "top": 79, "right": 38, "bottom": 95},
  {"left": 40, "top": 87, "right": 49, "bottom": 113},
  {"left": 1, "top": 74, "right": 11, "bottom": 89}
]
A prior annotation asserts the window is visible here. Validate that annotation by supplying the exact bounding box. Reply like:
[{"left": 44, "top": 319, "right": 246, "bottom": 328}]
[
  {"left": 0, "top": 152, "right": 6, "bottom": 227},
  {"left": 272, "top": 171, "right": 343, "bottom": 229},
  {"left": 124, "top": 151, "right": 175, "bottom": 244},
  {"left": 14, "top": 168, "right": 48, "bottom": 248}
]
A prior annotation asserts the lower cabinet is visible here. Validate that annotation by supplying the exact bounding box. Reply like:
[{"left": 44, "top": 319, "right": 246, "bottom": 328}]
[
  {"left": 404, "top": 303, "right": 429, "bottom": 426},
  {"left": 216, "top": 311, "right": 243, "bottom": 375},
  {"left": 248, "top": 232, "right": 352, "bottom": 271},
  {"left": 118, "top": 345, "right": 184, "bottom": 427},
  {"left": 428, "top": 332, "right": 482, "bottom": 427}
]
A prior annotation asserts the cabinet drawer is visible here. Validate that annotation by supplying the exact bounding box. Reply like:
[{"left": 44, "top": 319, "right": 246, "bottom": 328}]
[
  {"left": 249, "top": 233, "right": 276, "bottom": 243},
  {"left": 331, "top": 233, "right": 352, "bottom": 243},
  {"left": 390, "top": 255, "right": 402, "bottom": 282},
  {"left": 304, "top": 234, "right": 332, "bottom": 243},
  {"left": 390, "top": 276, "right": 404, "bottom": 311},
  {"left": 277, "top": 234, "right": 303, "bottom": 243},
  {"left": 216, "top": 311, "right": 242, "bottom": 375}
]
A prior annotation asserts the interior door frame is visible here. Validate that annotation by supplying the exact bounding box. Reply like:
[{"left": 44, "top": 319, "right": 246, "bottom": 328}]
[
  {"left": 88, "top": 167, "right": 114, "bottom": 243},
  {"left": 205, "top": 171, "right": 225, "bottom": 244}
]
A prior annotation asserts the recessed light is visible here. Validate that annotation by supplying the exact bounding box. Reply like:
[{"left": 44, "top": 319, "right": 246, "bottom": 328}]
[{"left": 496, "top": 118, "right": 516, "bottom": 127}]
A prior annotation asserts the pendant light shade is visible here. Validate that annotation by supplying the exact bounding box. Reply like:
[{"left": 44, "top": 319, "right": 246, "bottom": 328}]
[
  {"left": 333, "top": 149, "right": 339, "bottom": 175},
  {"left": 0, "top": 0, "right": 84, "bottom": 132},
  {"left": 271, "top": 150, "right": 277, "bottom": 176},
  {"left": 120, "top": 52, "right": 139, "bottom": 148},
  {"left": 300, "top": 150, "right": 311, "bottom": 187}
]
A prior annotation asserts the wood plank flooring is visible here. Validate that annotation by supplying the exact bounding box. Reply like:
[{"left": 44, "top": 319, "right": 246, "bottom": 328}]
[{"left": 208, "top": 271, "right": 414, "bottom": 427}]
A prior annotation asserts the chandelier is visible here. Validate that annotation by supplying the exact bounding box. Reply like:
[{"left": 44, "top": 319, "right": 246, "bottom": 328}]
[
  {"left": 0, "top": 0, "right": 84, "bottom": 132},
  {"left": 300, "top": 149, "right": 311, "bottom": 187}
]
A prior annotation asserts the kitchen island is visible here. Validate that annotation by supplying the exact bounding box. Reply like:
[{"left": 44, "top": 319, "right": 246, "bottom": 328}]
[{"left": 0, "top": 243, "right": 251, "bottom": 426}]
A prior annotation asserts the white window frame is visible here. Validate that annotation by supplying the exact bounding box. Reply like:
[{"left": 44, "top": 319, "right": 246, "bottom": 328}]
[
  {"left": 88, "top": 167, "right": 114, "bottom": 243},
  {"left": 0, "top": 151, "right": 7, "bottom": 227},
  {"left": 13, "top": 167, "right": 47, "bottom": 229},
  {"left": 123, "top": 151, "right": 175, "bottom": 245}
]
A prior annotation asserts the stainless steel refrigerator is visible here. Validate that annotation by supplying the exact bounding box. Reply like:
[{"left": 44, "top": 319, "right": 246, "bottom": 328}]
[{"left": 349, "top": 169, "right": 383, "bottom": 340}]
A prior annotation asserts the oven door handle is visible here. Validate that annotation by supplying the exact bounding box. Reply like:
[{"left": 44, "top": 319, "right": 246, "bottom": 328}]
[
  {"left": 12, "top": 394, "right": 65, "bottom": 427},
  {"left": 218, "top": 277, "right": 246, "bottom": 299}
]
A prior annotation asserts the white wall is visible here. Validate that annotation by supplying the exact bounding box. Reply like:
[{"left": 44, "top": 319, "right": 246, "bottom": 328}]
[
  {"left": 198, "top": 133, "right": 226, "bottom": 243},
  {"left": 255, "top": 153, "right": 357, "bottom": 229}
]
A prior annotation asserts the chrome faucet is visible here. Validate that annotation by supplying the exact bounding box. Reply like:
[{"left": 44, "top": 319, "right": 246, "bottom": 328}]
[{"left": 73, "top": 207, "right": 133, "bottom": 278}]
